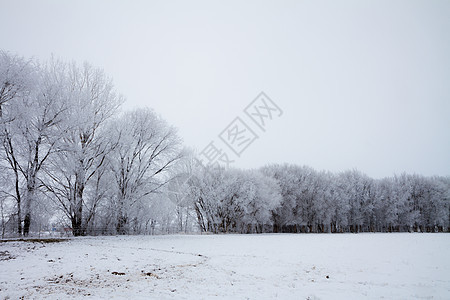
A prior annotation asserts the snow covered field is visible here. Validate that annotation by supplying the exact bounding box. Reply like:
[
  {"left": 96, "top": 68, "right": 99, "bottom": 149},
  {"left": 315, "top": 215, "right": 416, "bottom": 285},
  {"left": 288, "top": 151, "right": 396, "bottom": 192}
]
[{"left": 1, "top": 233, "right": 449, "bottom": 299}]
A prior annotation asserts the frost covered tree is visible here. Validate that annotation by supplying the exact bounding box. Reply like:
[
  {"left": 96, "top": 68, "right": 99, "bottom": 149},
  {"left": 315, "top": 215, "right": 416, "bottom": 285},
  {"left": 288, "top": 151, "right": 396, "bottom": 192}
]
[
  {"left": 41, "top": 61, "right": 122, "bottom": 236},
  {"left": 335, "top": 170, "right": 376, "bottom": 232},
  {"left": 108, "top": 108, "right": 183, "bottom": 234},
  {"left": 260, "top": 164, "right": 297, "bottom": 232},
  {"left": 400, "top": 174, "right": 449, "bottom": 232},
  {"left": 168, "top": 174, "right": 195, "bottom": 233},
  {"left": 1, "top": 57, "right": 67, "bottom": 236},
  {"left": 239, "top": 169, "right": 281, "bottom": 233},
  {"left": 0, "top": 51, "right": 36, "bottom": 234},
  {"left": 166, "top": 156, "right": 197, "bottom": 233},
  {"left": 373, "top": 177, "right": 398, "bottom": 231},
  {"left": 261, "top": 164, "right": 334, "bottom": 233},
  {"left": 188, "top": 166, "right": 281, "bottom": 233}
]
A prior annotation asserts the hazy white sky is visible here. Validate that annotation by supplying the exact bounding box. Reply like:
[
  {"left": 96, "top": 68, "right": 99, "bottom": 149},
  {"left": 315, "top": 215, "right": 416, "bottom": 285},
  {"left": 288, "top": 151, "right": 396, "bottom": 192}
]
[{"left": 1, "top": 0, "right": 449, "bottom": 178}]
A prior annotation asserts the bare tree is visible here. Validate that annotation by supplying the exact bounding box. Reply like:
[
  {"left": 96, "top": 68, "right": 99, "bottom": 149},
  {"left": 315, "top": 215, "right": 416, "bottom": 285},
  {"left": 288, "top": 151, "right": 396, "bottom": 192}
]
[
  {"left": 109, "top": 108, "right": 183, "bottom": 234},
  {"left": 1, "top": 58, "right": 67, "bottom": 235},
  {"left": 0, "top": 51, "right": 36, "bottom": 235},
  {"left": 42, "top": 62, "right": 123, "bottom": 236}
]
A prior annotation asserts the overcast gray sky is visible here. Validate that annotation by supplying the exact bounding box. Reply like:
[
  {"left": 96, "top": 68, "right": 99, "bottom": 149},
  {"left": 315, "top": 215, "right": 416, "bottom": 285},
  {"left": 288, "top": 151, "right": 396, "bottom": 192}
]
[{"left": 1, "top": 0, "right": 449, "bottom": 178}]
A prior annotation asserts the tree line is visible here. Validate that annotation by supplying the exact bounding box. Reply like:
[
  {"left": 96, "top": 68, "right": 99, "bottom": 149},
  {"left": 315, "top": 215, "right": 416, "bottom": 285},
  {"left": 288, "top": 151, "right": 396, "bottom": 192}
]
[
  {"left": 184, "top": 164, "right": 449, "bottom": 234},
  {"left": 0, "top": 51, "right": 448, "bottom": 237}
]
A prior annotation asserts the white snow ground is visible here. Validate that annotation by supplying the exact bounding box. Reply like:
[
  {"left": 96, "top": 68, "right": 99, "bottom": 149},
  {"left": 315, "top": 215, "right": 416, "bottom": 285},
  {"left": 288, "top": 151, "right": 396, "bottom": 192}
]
[{"left": 0, "top": 233, "right": 449, "bottom": 299}]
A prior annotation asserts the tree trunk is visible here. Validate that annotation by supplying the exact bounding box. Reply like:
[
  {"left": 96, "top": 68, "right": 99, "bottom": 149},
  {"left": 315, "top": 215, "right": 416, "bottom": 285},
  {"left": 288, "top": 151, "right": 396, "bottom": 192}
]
[
  {"left": 23, "top": 184, "right": 36, "bottom": 236},
  {"left": 15, "top": 170, "right": 22, "bottom": 235},
  {"left": 17, "top": 199, "right": 22, "bottom": 236},
  {"left": 72, "top": 212, "right": 83, "bottom": 236},
  {"left": 71, "top": 178, "right": 85, "bottom": 236},
  {"left": 116, "top": 214, "right": 128, "bottom": 234},
  {"left": 23, "top": 213, "right": 31, "bottom": 236}
]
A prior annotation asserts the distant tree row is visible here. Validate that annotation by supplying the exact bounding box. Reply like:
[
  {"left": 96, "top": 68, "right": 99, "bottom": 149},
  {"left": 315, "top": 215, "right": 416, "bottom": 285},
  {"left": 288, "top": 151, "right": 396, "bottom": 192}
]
[
  {"left": 1, "top": 51, "right": 448, "bottom": 237},
  {"left": 179, "top": 163, "right": 449, "bottom": 234}
]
